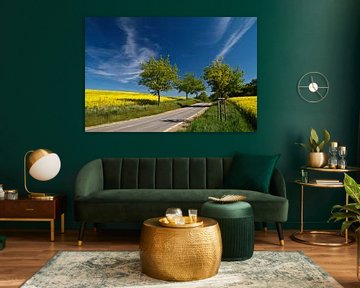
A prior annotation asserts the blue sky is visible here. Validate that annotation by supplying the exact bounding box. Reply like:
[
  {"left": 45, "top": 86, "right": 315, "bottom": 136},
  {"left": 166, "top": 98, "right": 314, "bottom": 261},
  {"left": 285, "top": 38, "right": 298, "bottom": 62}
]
[{"left": 85, "top": 17, "right": 257, "bottom": 96}]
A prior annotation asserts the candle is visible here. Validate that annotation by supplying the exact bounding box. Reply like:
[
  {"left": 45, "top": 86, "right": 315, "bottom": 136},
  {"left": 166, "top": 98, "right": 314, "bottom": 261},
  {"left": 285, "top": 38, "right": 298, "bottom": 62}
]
[
  {"left": 330, "top": 142, "right": 338, "bottom": 148},
  {"left": 337, "top": 146, "right": 347, "bottom": 169},
  {"left": 338, "top": 146, "right": 346, "bottom": 153}
]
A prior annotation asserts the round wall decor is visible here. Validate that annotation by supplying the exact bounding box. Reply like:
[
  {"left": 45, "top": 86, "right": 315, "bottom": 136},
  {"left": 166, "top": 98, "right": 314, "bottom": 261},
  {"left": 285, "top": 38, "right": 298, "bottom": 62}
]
[{"left": 297, "top": 72, "right": 329, "bottom": 103}]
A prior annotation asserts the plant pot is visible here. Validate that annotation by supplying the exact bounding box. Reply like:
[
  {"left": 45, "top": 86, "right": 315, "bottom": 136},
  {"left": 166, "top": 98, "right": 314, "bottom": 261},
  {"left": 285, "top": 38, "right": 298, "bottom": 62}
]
[{"left": 308, "top": 152, "right": 328, "bottom": 168}]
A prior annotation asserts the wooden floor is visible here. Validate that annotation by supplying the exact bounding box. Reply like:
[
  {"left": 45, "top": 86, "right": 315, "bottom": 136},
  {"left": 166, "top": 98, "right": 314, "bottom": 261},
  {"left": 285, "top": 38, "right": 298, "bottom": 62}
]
[{"left": 0, "top": 228, "right": 358, "bottom": 288}]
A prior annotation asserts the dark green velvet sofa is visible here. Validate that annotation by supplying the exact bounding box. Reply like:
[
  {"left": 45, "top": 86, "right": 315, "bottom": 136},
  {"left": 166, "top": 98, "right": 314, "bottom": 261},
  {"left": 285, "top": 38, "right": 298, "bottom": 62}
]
[{"left": 74, "top": 157, "right": 288, "bottom": 245}]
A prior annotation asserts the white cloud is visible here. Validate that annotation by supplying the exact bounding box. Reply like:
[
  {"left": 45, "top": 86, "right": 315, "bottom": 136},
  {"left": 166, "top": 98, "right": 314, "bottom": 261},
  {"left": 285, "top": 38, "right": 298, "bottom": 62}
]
[
  {"left": 85, "top": 67, "right": 117, "bottom": 77},
  {"left": 117, "top": 17, "right": 138, "bottom": 58},
  {"left": 198, "top": 17, "right": 232, "bottom": 46},
  {"left": 215, "top": 17, "right": 257, "bottom": 60},
  {"left": 212, "top": 17, "right": 232, "bottom": 43},
  {"left": 86, "top": 18, "right": 158, "bottom": 84}
]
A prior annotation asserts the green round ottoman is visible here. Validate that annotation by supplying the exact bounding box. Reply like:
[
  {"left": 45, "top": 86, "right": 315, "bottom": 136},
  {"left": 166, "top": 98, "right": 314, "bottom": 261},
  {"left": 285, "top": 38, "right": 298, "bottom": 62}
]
[{"left": 201, "top": 201, "right": 254, "bottom": 261}]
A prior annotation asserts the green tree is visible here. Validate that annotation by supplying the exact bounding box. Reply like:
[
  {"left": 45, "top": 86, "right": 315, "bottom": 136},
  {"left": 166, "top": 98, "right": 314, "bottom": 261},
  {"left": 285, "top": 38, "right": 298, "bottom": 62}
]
[
  {"left": 228, "top": 68, "right": 245, "bottom": 97},
  {"left": 139, "top": 56, "right": 178, "bottom": 106},
  {"left": 239, "top": 78, "right": 257, "bottom": 96},
  {"left": 203, "top": 58, "right": 244, "bottom": 99},
  {"left": 195, "top": 91, "right": 209, "bottom": 102},
  {"left": 176, "top": 73, "right": 205, "bottom": 100}
]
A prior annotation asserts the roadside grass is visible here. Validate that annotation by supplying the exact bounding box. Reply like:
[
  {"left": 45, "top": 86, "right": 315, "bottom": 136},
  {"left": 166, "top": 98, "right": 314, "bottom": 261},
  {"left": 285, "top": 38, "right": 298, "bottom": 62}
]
[
  {"left": 180, "top": 102, "right": 255, "bottom": 132},
  {"left": 85, "top": 98, "right": 197, "bottom": 127}
]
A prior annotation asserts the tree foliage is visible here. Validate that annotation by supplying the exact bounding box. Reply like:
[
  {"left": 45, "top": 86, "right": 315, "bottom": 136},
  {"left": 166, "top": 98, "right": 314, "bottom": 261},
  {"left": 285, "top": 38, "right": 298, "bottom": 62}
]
[
  {"left": 203, "top": 58, "right": 244, "bottom": 99},
  {"left": 176, "top": 73, "right": 205, "bottom": 99},
  {"left": 239, "top": 78, "right": 257, "bottom": 96},
  {"left": 195, "top": 91, "right": 209, "bottom": 102},
  {"left": 138, "top": 56, "right": 178, "bottom": 105}
]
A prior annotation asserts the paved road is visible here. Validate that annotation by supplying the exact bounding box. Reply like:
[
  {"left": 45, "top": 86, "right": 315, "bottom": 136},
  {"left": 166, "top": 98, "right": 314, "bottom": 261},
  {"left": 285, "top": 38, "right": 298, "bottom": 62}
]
[{"left": 86, "top": 103, "right": 210, "bottom": 132}]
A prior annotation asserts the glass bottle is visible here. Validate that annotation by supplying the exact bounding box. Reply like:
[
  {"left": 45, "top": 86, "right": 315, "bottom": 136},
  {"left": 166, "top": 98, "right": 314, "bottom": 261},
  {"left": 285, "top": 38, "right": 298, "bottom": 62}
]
[{"left": 301, "top": 169, "right": 308, "bottom": 183}]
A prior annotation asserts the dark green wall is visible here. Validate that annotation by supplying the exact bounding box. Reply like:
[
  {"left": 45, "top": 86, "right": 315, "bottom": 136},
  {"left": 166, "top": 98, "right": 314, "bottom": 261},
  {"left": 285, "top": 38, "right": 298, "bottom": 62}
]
[{"left": 1, "top": 0, "right": 359, "bottom": 230}]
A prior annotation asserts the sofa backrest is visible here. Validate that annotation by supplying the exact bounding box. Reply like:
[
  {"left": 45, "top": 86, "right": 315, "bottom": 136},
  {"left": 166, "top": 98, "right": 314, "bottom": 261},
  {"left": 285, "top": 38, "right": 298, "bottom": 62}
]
[{"left": 102, "top": 158, "right": 233, "bottom": 189}]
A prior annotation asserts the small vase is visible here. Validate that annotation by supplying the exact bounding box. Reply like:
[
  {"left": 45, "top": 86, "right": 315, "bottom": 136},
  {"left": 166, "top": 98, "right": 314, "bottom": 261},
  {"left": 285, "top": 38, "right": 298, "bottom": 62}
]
[{"left": 308, "top": 152, "right": 328, "bottom": 168}]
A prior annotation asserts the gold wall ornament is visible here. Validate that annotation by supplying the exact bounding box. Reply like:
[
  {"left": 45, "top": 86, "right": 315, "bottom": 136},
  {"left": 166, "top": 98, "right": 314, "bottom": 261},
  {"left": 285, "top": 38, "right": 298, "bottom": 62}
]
[
  {"left": 139, "top": 217, "right": 222, "bottom": 281},
  {"left": 297, "top": 71, "right": 329, "bottom": 103}
]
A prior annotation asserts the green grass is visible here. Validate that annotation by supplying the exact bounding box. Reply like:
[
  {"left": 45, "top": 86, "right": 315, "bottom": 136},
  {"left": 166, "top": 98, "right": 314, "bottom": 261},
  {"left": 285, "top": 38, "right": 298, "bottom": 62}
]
[
  {"left": 180, "top": 102, "right": 255, "bottom": 132},
  {"left": 85, "top": 99, "right": 197, "bottom": 127}
]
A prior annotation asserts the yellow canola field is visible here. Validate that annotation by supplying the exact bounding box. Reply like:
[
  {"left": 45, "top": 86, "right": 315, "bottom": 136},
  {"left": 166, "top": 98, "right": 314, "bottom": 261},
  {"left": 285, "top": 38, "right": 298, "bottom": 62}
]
[
  {"left": 85, "top": 89, "right": 179, "bottom": 109},
  {"left": 228, "top": 96, "right": 257, "bottom": 118}
]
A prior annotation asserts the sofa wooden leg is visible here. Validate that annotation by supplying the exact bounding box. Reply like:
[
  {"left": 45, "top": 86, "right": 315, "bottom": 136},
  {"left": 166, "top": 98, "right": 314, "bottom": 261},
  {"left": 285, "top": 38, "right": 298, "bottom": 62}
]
[
  {"left": 262, "top": 222, "right": 268, "bottom": 232},
  {"left": 275, "top": 222, "right": 284, "bottom": 246},
  {"left": 77, "top": 222, "right": 86, "bottom": 246}
]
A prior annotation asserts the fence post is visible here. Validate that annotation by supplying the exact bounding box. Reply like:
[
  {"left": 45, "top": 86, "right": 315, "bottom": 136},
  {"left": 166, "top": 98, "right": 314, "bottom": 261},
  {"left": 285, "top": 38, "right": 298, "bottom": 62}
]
[{"left": 217, "top": 98, "right": 226, "bottom": 121}]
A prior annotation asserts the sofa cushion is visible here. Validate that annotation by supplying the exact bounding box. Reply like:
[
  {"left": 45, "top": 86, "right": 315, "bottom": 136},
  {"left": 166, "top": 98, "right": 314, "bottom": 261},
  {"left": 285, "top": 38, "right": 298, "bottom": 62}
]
[
  {"left": 223, "top": 153, "right": 280, "bottom": 193},
  {"left": 75, "top": 188, "right": 288, "bottom": 222}
]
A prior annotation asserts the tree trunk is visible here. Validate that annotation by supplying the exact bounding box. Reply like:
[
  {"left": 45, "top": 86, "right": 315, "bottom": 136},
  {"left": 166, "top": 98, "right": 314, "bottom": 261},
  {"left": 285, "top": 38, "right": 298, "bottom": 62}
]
[
  {"left": 186, "top": 93, "right": 188, "bottom": 100},
  {"left": 157, "top": 91, "right": 160, "bottom": 106}
]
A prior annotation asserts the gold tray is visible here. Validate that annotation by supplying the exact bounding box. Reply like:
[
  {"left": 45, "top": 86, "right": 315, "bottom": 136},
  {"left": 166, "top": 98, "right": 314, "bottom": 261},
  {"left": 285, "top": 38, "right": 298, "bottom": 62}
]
[
  {"left": 159, "top": 216, "right": 204, "bottom": 228},
  {"left": 208, "top": 194, "right": 246, "bottom": 203}
]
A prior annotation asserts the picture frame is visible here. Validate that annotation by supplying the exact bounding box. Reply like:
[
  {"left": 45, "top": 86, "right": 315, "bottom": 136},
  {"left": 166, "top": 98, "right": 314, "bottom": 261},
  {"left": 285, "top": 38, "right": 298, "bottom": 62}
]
[{"left": 85, "top": 17, "right": 257, "bottom": 132}]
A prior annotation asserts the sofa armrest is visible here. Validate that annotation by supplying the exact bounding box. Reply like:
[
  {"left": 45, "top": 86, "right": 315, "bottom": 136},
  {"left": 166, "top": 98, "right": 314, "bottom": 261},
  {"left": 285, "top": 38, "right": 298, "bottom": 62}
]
[
  {"left": 75, "top": 159, "right": 104, "bottom": 199},
  {"left": 269, "top": 168, "right": 287, "bottom": 198}
]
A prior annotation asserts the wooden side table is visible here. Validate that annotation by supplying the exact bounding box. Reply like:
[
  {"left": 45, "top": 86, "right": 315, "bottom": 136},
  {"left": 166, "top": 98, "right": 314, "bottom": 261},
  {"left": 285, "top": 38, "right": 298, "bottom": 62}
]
[{"left": 0, "top": 195, "right": 66, "bottom": 241}]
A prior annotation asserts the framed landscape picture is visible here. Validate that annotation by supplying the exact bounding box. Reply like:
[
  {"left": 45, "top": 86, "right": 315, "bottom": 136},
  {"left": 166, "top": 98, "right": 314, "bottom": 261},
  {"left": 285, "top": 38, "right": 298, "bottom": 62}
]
[{"left": 85, "top": 17, "right": 257, "bottom": 132}]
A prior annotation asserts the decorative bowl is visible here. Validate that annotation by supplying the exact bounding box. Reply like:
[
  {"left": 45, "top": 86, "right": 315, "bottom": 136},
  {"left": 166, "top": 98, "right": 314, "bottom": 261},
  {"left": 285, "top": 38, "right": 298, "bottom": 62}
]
[{"left": 208, "top": 194, "right": 246, "bottom": 203}]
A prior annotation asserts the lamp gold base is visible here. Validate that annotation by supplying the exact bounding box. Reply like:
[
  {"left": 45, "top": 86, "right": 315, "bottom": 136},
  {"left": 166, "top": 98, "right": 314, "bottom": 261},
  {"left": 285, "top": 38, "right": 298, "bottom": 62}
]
[{"left": 28, "top": 193, "right": 55, "bottom": 200}]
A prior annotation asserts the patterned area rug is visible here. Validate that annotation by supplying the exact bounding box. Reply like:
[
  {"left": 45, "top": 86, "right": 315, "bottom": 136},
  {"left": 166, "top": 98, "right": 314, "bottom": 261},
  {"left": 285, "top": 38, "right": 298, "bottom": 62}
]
[{"left": 21, "top": 251, "right": 342, "bottom": 288}]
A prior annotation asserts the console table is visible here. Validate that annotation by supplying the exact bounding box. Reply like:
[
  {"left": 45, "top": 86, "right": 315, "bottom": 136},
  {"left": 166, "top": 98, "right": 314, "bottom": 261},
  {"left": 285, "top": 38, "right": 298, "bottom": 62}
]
[
  {"left": 0, "top": 195, "right": 65, "bottom": 241},
  {"left": 291, "top": 166, "right": 359, "bottom": 246}
]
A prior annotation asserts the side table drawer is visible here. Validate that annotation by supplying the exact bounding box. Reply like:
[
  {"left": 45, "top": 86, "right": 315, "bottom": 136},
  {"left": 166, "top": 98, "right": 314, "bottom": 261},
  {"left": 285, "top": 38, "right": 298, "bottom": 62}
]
[{"left": 2, "top": 201, "right": 55, "bottom": 218}]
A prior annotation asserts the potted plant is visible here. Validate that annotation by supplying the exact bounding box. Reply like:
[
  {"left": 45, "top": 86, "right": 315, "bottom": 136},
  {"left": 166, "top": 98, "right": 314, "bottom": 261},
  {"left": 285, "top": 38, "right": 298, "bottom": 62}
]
[
  {"left": 296, "top": 128, "right": 330, "bottom": 167},
  {"left": 329, "top": 173, "right": 360, "bottom": 279}
]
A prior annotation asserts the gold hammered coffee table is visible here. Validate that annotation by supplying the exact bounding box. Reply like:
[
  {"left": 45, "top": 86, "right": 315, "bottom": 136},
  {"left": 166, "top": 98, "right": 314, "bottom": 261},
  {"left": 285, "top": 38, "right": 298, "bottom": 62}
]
[{"left": 139, "top": 217, "right": 222, "bottom": 281}]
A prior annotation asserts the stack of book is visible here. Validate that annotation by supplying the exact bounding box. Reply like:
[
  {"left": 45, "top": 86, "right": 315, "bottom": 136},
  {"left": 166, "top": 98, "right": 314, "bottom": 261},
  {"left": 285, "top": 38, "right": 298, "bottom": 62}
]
[{"left": 314, "top": 179, "right": 341, "bottom": 185}]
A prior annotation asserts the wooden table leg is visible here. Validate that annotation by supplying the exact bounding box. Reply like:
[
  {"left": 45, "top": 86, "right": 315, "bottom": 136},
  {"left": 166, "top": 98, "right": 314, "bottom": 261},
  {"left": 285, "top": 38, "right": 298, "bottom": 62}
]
[
  {"left": 61, "top": 213, "right": 65, "bottom": 234},
  {"left": 50, "top": 219, "right": 55, "bottom": 242}
]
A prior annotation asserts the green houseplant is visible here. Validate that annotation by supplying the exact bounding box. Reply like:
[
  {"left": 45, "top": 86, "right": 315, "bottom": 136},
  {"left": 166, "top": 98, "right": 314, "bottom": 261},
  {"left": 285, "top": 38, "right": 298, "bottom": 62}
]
[
  {"left": 329, "top": 173, "right": 360, "bottom": 234},
  {"left": 329, "top": 173, "right": 360, "bottom": 280},
  {"left": 296, "top": 128, "right": 330, "bottom": 167}
]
